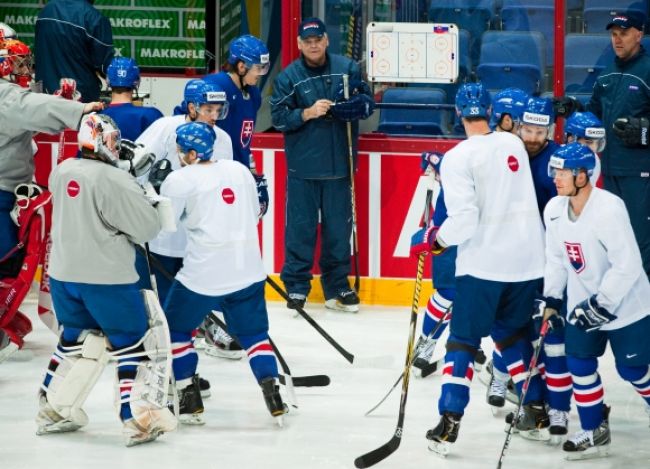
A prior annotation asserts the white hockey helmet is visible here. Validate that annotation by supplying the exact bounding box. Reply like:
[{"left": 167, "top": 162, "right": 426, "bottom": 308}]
[{"left": 78, "top": 113, "right": 121, "bottom": 165}]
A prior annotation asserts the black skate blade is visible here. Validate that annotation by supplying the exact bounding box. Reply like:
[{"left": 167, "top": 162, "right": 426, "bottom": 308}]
[
  {"left": 419, "top": 357, "right": 444, "bottom": 378},
  {"left": 279, "top": 374, "right": 330, "bottom": 387}
]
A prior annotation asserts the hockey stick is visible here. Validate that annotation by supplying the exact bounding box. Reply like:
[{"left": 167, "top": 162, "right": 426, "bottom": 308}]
[
  {"left": 266, "top": 276, "right": 355, "bottom": 364},
  {"left": 342, "top": 74, "right": 361, "bottom": 293},
  {"left": 354, "top": 252, "right": 426, "bottom": 468},
  {"left": 134, "top": 245, "right": 331, "bottom": 390},
  {"left": 496, "top": 320, "right": 550, "bottom": 469},
  {"left": 364, "top": 310, "right": 450, "bottom": 417}
]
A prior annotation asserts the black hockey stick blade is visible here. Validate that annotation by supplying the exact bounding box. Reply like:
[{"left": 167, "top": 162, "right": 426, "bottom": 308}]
[
  {"left": 279, "top": 374, "right": 331, "bottom": 387},
  {"left": 266, "top": 276, "right": 355, "bottom": 363},
  {"left": 418, "top": 356, "right": 444, "bottom": 379},
  {"left": 354, "top": 434, "right": 401, "bottom": 468}
]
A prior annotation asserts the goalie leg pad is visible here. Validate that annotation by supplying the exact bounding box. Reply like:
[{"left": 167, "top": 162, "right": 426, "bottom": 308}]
[
  {"left": 112, "top": 289, "right": 177, "bottom": 444},
  {"left": 37, "top": 331, "right": 108, "bottom": 434}
]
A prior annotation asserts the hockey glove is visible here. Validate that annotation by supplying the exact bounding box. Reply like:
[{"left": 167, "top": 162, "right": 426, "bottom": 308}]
[
  {"left": 420, "top": 151, "right": 444, "bottom": 177},
  {"left": 119, "top": 139, "right": 155, "bottom": 177},
  {"left": 53, "top": 78, "right": 81, "bottom": 101},
  {"left": 331, "top": 94, "right": 375, "bottom": 121},
  {"left": 410, "top": 226, "right": 446, "bottom": 257},
  {"left": 148, "top": 159, "right": 173, "bottom": 194},
  {"left": 567, "top": 295, "right": 616, "bottom": 332},
  {"left": 532, "top": 296, "right": 565, "bottom": 334},
  {"left": 254, "top": 173, "right": 269, "bottom": 217},
  {"left": 612, "top": 116, "right": 650, "bottom": 147},
  {"left": 552, "top": 96, "right": 583, "bottom": 118}
]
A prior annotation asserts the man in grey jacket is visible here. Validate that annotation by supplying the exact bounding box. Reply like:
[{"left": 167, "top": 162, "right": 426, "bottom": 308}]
[{"left": 0, "top": 80, "right": 101, "bottom": 278}]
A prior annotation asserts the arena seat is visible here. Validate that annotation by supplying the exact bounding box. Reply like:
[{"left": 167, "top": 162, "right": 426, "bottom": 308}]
[
  {"left": 377, "top": 88, "right": 450, "bottom": 136},
  {"left": 564, "top": 33, "right": 614, "bottom": 93},
  {"left": 583, "top": 0, "right": 648, "bottom": 33},
  {"left": 500, "top": 1, "right": 556, "bottom": 67}
]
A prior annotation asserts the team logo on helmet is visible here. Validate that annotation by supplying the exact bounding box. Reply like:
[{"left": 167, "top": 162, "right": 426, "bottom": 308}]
[{"left": 564, "top": 242, "right": 586, "bottom": 273}]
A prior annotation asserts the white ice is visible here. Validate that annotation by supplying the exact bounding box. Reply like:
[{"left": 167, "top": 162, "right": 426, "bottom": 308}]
[{"left": 2, "top": 295, "right": 649, "bottom": 469}]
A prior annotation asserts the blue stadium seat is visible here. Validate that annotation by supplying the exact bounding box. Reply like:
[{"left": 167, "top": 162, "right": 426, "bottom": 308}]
[
  {"left": 476, "top": 31, "right": 545, "bottom": 95},
  {"left": 583, "top": 0, "right": 648, "bottom": 33},
  {"left": 500, "top": 1, "right": 556, "bottom": 67},
  {"left": 564, "top": 34, "right": 614, "bottom": 93},
  {"left": 377, "top": 88, "right": 450, "bottom": 136},
  {"left": 429, "top": 0, "right": 495, "bottom": 64}
]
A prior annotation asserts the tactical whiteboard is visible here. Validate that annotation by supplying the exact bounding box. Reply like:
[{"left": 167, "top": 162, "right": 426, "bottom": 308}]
[{"left": 366, "top": 22, "right": 459, "bottom": 84}]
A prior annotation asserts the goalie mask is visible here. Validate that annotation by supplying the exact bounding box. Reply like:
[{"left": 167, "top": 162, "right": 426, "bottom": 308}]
[
  {"left": 78, "top": 114, "right": 122, "bottom": 166},
  {"left": 0, "top": 39, "right": 34, "bottom": 88}
]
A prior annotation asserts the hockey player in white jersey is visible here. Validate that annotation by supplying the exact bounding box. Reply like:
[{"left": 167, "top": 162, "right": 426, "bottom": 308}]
[
  {"left": 158, "top": 122, "right": 287, "bottom": 426},
  {"left": 38, "top": 114, "right": 177, "bottom": 446},
  {"left": 542, "top": 142, "right": 650, "bottom": 460},
  {"left": 410, "top": 82, "right": 547, "bottom": 456},
  {"left": 136, "top": 79, "right": 242, "bottom": 375}
]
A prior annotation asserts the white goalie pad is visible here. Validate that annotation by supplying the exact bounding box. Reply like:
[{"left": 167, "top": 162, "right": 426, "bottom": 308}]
[
  {"left": 44, "top": 331, "right": 109, "bottom": 425},
  {"left": 112, "top": 289, "right": 176, "bottom": 437}
]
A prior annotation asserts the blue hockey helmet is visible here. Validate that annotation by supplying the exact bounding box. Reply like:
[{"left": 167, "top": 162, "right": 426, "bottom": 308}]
[
  {"left": 548, "top": 142, "right": 596, "bottom": 178},
  {"left": 176, "top": 121, "right": 216, "bottom": 161},
  {"left": 106, "top": 57, "right": 140, "bottom": 89},
  {"left": 565, "top": 111, "right": 606, "bottom": 152},
  {"left": 521, "top": 97, "right": 554, "bottom": 127},
  {"left": 228, "top": 34, "right": 270, "bottom": 75},
  {"left": 455, "top": 82, "right": 491, "bottom": 119},
  {"left": 183, "top": 79, "right": 229, "bottom": 120},
  {"left": 491, "top": 88, "right": 529, "bottom": 128}
]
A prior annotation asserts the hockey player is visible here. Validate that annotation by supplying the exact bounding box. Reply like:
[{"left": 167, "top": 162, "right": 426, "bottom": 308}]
[
  {"left": 0, "top": 78, "right": 103, "bottom": 361},
  {"left": 0, "top": 38, "right": 35, "bottom": 89},
  {"left": 203, "top": 34, "right": 269, "bottom": 172},
  {"left": 410, "top": 82, "right": 547, "bottom": 456},
  {"left": 38, "top": 113, "right": 177, "bottom": 446},
  {"left": 135, "top": 79, "right": 236, "bottom": 390},
  {"left": 159, "top": 121, "right": 287, "bottom": 425},
  {"left": 564, "top": 111, "right": 605, "bottom": 183},
  {"left": 101, "top": 57, "right": 163, "bottom": 141},
  {"left": 490, "top": 87, "right": 529, "bottom": 133},
  {"left": 543, "top": 142, "right": 650, "bottom": 459}
]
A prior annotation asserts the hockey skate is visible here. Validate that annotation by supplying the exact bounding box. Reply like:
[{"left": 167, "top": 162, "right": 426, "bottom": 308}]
[
  {"left": 177, "top": 375, "right": 205, "bottom": 425},
  {"left": 203, "top": 320, "right": 244, "bottom": 360},
  {"left": 487, "top": 369, "right": 508, "bottom": 414},
  {"left": 260, "top": 377, "right": 288, "bottom": 427},
  {"left": 563, "top": 405, "right": 611, "bottom": 460},
  {"left": 325, "top": 289, "right": 360, "bottom": 313},
  {"left": 0, "top": 332, "right": 19, "bottom": 364},
  {"left": 412, "top": 335, "right": 437, "bottom": 378},
  {"left": 516, "top": 402, "right": 550, "bottom": 441},
  {"left": 36, "top": 392, "right": 87, "bottom": 435},
  {"left": 426, "top": 412, "right": 462, "bottom": 457},
  {"left": 198, "top": 375, "right": 211, "bottom": 398},
  {"left": 548, "top": 408, "right": 569, "bottom": 445},
  {"left": 122, "top": 404, "right": 176, "bottom": 447}
]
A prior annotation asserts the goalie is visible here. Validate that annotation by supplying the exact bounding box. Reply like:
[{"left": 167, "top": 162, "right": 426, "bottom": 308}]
[{"left": 36, "top": 113, "right": 176, "bottom": 446}]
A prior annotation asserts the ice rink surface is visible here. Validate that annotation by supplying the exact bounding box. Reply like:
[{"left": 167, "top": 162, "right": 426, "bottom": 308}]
[{"left": 2, "top": 296, "right": 649, "bottom": 469}]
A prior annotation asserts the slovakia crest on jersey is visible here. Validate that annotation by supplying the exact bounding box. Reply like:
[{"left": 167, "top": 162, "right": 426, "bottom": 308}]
[
  {"left": 564, "top": 242, "right": 586, "bottom": 273},
  {"left": 241, "top": 120, "right": 254, "bottom": 148}
]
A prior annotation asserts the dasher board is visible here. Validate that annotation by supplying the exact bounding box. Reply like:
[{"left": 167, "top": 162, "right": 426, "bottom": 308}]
[{"left": 367, "top": 22, "right": 459, "bottom": 84}]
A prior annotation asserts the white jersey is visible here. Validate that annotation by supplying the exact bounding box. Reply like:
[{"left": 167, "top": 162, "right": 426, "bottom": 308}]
[
  {"left": 438, "top": 131, "right": 545, "bottom": 282},
  {"left": 543, "top": 188, "right": 650, "bottom": 331},
  {"left": 136, "top": 115, "right": 233, "bottom": 257},
  {"left": 160, "top": 160, "right": 266, "bottom": 296}
]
